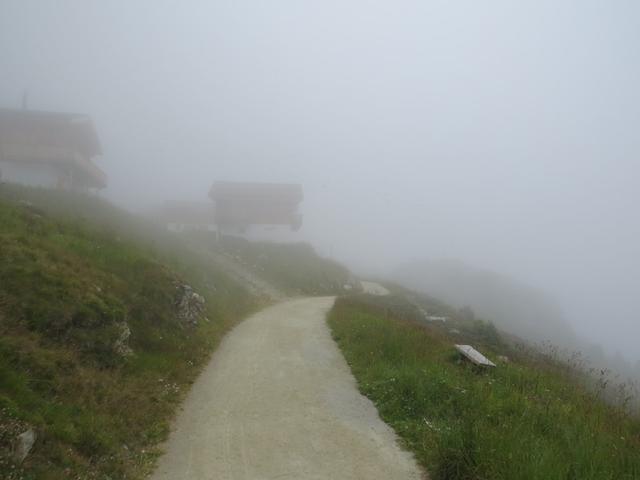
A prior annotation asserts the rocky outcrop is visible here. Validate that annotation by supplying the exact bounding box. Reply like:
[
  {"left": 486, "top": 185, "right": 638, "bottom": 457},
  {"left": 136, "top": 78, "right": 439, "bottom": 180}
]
[
  {"left": 113, "top": 322, "right": 133, "bottom": 356},
  {"left": 13, "top": 428, "right": 36, "bottom": 463},
  {"left": 175, "top": 284, "right": 205, "bottom": 327}
]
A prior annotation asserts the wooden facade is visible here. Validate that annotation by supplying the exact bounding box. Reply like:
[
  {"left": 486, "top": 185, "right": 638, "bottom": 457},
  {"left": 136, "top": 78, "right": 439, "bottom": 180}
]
[
  {"left": 209, "top": 181, "right": 303, "bottom": 231},
  {"left": 0, "top": 108, "right": 107, "bottom": 190}
]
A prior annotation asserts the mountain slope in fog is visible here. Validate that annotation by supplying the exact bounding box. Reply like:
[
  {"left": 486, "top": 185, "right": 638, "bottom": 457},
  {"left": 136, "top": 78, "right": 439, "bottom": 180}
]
[
  {"left": 0, "top": 184, "right": 356, "bottom": 479},
  {"left": 392, "top": 259, "right": 575, "bottom": 346},
  {"left": 0, "top": 196, "right": 252, "bottom": 478}
]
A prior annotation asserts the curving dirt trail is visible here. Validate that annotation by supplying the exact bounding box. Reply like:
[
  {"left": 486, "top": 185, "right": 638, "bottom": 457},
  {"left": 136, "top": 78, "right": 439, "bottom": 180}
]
[{"left": 150, "top": 297, "right": 424, "bottom": 480}]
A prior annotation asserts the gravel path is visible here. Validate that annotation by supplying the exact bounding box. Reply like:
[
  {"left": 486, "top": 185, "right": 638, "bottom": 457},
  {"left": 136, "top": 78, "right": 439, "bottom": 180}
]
[
  {"left": 202, "top": 249, "right": 286, "bottom": 302},
  {"left": 150, "top": 297, "right": 424, "bottom": 480}
]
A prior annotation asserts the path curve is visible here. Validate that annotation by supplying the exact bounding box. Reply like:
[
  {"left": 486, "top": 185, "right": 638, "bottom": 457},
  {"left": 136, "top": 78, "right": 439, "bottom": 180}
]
[{"left": 150, "top": 297, "right": 424, "bottom": 480}]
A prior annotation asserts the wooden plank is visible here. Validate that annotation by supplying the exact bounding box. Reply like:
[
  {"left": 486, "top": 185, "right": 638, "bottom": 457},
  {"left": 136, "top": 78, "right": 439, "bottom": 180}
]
[{"left": 455, "top": 344, "right": 496, "bottom": 367}]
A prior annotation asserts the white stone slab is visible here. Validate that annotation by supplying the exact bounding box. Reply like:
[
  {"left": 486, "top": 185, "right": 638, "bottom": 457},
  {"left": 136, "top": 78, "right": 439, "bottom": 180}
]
[{"left": 455, "top": 344, "right": 496, "bottom": 367}]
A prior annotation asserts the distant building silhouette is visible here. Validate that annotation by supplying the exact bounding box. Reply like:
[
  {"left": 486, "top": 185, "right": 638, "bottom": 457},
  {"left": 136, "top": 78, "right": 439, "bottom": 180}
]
[
  {"left": 209, "top": 181, "right": 303, "bottom": 232},
  {"left": 0, "top": 108, "right": 107, "bottom": 190}
]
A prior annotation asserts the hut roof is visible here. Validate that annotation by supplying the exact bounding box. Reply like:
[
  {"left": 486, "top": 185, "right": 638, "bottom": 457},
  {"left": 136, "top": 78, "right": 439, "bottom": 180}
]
[{"left": 0, "top": 108, "right": 102, "bottom": 158}]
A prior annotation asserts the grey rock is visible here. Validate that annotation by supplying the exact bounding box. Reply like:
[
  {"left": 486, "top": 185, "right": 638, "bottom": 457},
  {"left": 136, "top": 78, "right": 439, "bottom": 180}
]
[
  {"left": 113, "top": 322, "right": 133, "bottom": 356},
  {"left": 175, "top": 284, "right": 205, "bottom": 326},
  {"left": 14, "top": 428, "right": 36, "bottom": 463}
]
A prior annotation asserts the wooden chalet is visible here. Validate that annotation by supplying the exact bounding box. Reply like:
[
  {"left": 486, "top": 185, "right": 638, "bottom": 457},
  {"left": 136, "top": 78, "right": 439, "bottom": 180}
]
[
  {"left": 0, "top": 108, "right": 107, "bottom": 190},
  {"left": 209, "top": 181, "right": 303, "bottom": 231}
]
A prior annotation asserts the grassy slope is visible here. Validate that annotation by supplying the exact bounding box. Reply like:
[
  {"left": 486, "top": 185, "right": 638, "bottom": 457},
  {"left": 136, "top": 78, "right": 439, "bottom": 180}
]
[
  {"left": 189, "top": 232, "right": 353, "bottom": 296},
  {"left": 0, "top": 187, "right": 258, "bottom": 479},
  {"left": 391, "top": 259, "right": 576, "bottom": 346},
  {"left": 328, "top": 296, "right": 640, "bottom": 480}
]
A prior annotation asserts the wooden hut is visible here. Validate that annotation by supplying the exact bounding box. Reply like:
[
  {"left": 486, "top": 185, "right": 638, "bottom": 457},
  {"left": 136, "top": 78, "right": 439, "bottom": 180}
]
[
  {"left": 209, "top": 181, "right": 303, "bottom": 231},
  {"left": 0, "top": 108, "right": 107, "bottom": 190}
]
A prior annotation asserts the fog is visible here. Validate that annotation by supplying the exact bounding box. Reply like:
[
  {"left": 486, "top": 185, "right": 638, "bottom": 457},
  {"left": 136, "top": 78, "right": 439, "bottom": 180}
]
[{"left": 1, "top": 1, "right": 639, "bottom": 363}]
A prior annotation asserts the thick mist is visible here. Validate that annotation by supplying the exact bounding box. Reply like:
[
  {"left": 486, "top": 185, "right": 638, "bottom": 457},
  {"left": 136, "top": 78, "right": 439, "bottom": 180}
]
[{"left": 1, "top": 1, "right": 639, "bottom": 363}]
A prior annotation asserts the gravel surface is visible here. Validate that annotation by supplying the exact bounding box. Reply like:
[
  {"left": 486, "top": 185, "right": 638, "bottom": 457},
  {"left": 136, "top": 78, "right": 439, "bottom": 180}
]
[{"left": 150, "top": 297, "right": 424, "bottom": 480}]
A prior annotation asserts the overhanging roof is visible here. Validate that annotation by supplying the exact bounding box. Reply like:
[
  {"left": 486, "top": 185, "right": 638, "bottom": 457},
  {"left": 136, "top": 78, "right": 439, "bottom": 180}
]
[{"left": 0, "top": 108, "right": 102, "bottom": 157}]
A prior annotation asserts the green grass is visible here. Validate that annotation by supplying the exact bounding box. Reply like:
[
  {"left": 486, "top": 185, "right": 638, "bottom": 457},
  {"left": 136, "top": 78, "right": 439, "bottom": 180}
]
[
  {"left": 0, "top": 187, "right": 259, "bottom": 479},
  {"left": 189, "top": 232, "right": 353, "bottom": 296},
  {"left": 328, "top": 296, "right": 640, "bottom": 480}
]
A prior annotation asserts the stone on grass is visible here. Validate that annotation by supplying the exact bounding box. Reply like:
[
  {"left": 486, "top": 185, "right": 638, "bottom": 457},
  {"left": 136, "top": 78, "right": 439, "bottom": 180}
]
[
  {"left": 14, "top": 429, "right": 36, "bottom": 463},
  {"left": 113, "top": 322, "right": 133, "bottom": 356},
  {"left": 175, "top": 284, "right": 206, "bottom": 327},
  {"left": 455, "top": 344, "right": 496, "bottom": 367}
]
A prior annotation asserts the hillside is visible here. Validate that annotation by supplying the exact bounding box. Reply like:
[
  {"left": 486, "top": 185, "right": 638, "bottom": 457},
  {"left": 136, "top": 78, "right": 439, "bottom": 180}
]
[
  {"left": 0, "top": 194, "right": 261, "bottom": 479},
  {"left": 392, "top": 259, "right": 576, "bottom": 347},
  {"left": 186, "top": 232, "right": 354, "bottom": 297},
  {"left": 0, "top": 186, "right": 351, "bottom": 479},
  {"left": 329, "top": 294, "right": 640, "bottom": 479},
  {"left": 5, "top": 185, "right": 638, "bottom": 479}
]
